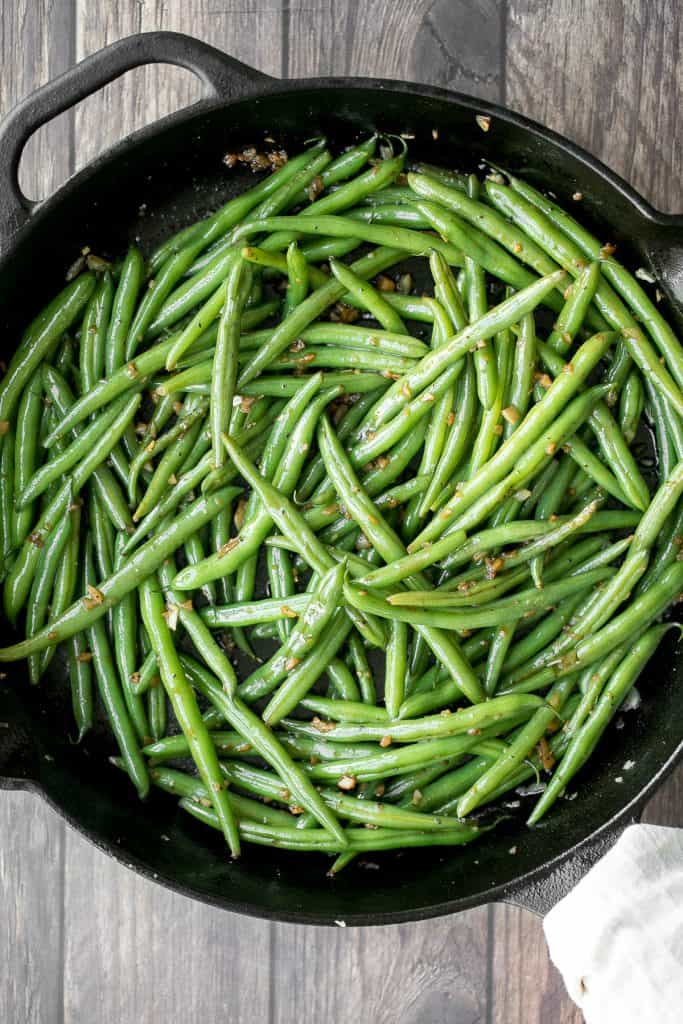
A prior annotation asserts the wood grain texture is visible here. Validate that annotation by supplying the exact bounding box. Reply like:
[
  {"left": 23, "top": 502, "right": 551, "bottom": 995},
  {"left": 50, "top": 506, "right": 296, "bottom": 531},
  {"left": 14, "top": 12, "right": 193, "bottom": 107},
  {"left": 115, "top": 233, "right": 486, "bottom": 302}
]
[
  {"left": 1, "top": 3, "right": 683, "bottom": 1024},
  {"left": 506, "top": 0, "right": 683, "bottom": 212},
  {"left": 0, "top": 792, "right": 64, "bottom": 1024},
  {"left": 0, "top": 4, "right": 72, "bottom": 1022},
  {"left": 275, "top": 8, "right": 501, "bottom": 1022},
  {"left": 492, "top": 4, "right": 683, "bottom": 1021},
  {"left": 62, "top": 824, "right": 271, "bottom": 1024},
  {"left": 0, "top": 0, "right": 74, "bottom": 199},
  {"left": 270, "top": 910, "right": 490, "bottom": 1024}
]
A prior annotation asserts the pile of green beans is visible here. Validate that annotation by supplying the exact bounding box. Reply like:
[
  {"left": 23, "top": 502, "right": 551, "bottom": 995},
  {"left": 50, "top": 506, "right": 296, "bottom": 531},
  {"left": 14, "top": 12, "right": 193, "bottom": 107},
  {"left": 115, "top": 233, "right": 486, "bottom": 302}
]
[{"left": 0, "top": 134, "right": 681, "bottom": 869}]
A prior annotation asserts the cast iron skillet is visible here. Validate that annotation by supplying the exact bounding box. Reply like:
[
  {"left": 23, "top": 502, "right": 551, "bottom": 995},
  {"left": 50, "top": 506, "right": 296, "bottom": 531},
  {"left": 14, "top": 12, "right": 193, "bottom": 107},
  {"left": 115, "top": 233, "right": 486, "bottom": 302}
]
[{"left": 0, "top": 31, "right": 682, "bottom": 925}]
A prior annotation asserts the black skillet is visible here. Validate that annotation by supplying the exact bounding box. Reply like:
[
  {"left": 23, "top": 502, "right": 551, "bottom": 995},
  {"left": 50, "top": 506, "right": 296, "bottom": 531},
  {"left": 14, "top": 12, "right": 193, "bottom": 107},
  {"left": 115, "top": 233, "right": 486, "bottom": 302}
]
[{"left": 0, "top": 31, "right": 681, "bottom": 925}]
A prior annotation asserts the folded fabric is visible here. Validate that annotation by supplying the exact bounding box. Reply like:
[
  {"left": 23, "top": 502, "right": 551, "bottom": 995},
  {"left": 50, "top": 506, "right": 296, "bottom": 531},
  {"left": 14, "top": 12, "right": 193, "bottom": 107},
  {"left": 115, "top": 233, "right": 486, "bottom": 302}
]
[{"left": 544, "top": 824, "right": 683, "bottom": 1023}]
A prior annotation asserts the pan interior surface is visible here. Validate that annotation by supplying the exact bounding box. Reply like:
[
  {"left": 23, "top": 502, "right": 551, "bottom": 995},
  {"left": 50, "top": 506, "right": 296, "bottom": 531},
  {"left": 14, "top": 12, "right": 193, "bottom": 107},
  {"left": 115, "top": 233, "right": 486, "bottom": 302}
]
[{"left": 1, "top": 83, "right": 682, "bottom": 923}]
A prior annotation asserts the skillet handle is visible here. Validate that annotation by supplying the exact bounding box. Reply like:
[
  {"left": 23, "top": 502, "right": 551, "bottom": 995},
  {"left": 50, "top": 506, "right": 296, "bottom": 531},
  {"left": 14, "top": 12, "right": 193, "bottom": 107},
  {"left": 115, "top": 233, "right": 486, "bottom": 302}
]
[
  {"left": 0, "top": 30, "right": 274, "bottom": 249},
  {"left": 502, "top": 820, "right": 629, "bottom": 917}
]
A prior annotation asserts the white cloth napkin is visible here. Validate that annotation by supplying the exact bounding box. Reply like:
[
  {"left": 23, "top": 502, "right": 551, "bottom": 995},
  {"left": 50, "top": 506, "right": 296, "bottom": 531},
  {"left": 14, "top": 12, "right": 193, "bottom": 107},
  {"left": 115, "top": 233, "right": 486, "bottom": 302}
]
[{"left": 544, "top": 824, "right": 683, "bottom": 1023}]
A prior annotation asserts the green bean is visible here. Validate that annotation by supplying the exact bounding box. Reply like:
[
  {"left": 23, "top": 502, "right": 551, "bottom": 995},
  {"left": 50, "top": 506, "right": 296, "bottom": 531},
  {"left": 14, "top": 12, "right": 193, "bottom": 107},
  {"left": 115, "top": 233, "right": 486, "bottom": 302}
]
[
  {"left": 418, "top": 195, "right": 540, "bottom": 300},
  {"left": 237, "top": 371, "right": 388, "bottom": 398},
  {"left": 4, "top": 387, "right": 141, "bottom": 623},
  {"left": 347, "top": 205, "right": 430, "bottom": 227},
  {"left": 619, "top": 370, "right": 644, "bottom": 445},
  {"left": 134, "top": 403, "right": 204, "bottom": 521},
  {"left": 147, "top": 681, "right": 167, "bottom": 743},
  {"left": 506, "top": 172, "right": 683, "bottom": 391},
  {"left": 237, "top": 246, "right": 403, "bottom": 387},
  {"left": 328, "top": 257, "right": 405, "bottom": 333},
  {"left": 260, "top": 148, "right": 405, "bottom": 252},
  {"left": 504, "top": 313, "right": 536, "bottom": 439},
  {"left": 182, "top": 655, "right": 347, "bottom": 845},
  {"left": 408, "top": 171, "right": 560, "bottom": 280},
  {"left": 149, "top": 141, "right": 330, "bottom": 274},
  {"left": 419, "top": 355, "right": 476, "bottom": 517},
  {"left": 528, "top": 625, "right": 673, "bottom": 824},
  {"left": 409, "top": 332, "right": 615, "bottom": 550},
  {"left": 547, "top": 260, "right": 601, "bottom": 354},
  {"left": 265, "top": 545, "right": 295, "bottom": 643},
  {"left": 501, "top": 589, "right": 592, "bottom": 675},
  {"left": 536, "top": 337, "right": 649, "bottom": 509},
  {"left": 301, "top": 697, "right": 389, "bottom": 725},
  {"left": 484, "top": 180, "right": 683, "bottom": 418},
  {"left": 25, "top": 489, "right": 73, "bottom": 683},
  {"left": 288, "top": 136, "right": 377, "bottom": 207},
  {"left": 0, "top": 484, "right": 241, "bottom": 659},
  {"left": 0, "top": 272, "right": 95, "bottom": 427},
  {"left": 502, "top": 560, "right": 683, "bottom": 695},
  {"left": 127, "top": 396, "right": 208, "bottom": 505},
  {"left": 68, "top": 622, "right": 93, "bottom": 742},
  {"left": 326, "top": 658, "right": 361, "bottom": 701},
  {"left": 136, "top": 144, "right": 331, "bottom": 349},
  {"left": 81, "top": 537, "right": 149, "bottom": 799},
  {"left": 361, "top": 270, "right": 566, "bottom": 435},
  {"left": 346, "top": 631, "right": 376, "bottom": 705},
  {"left": 242, "top": 323, "right": 428, "bottom": 359},
  {"left": 385, "top": 619, "right": 408, "bottom": 719},
  {"left": 317, "top": 413, "right": 484, "bottom": 702},
  {"left": 180, "top": 434, "right": 385, "bottom": 648},
  {"left": 80, "top": 273, "right": 113, "bottom": 391},
  {"left": 284, "top": 694, "right": 541, "bottom": 745},
  {"left": 175, "top": 378, "right": 330, "bottom": 586},
  {"left": 283, "top": 242, "right": 309, "bottom": 316},
  {"left": 483, "top": 623, "right": 517, "bottom": 697},
  {"left": 413, "top": 749, "right": 501, "bottom": 814},
  {"left": 239, "top": 245, "right": 326, "bottom": 287},
  {"left": 110, "top": 534, "right": 149, "bottom": 743},
  {"left": 238, "top": 561, "right": 344, "bottom": 703},
  {"left": 469, "top": 320, "right": 510, "bottom": 475},
  {"left": 210, "top": 257, "right": 252, "bottom": 466},
  {"left": 181, "top": 798, "right": 488, "bottom": 853},
  {"left": 0, "top": 425, "right": 15, "bottom": 568},
  {"left": 13, "top": 377, "right": 44, "bottom": 548},
  {"left": 131, "top": 649, "right": 158, "bottom": 697},
  {"left": 347, "top": 567, "right": 613, "bottom": 632},
  {"left": 43, "top": 325, "right": 214, "bottom": 447},
  {"left": 18, "top": 392, "right": 142, "bottom": 508},
  {"left": 203, "top": 593, "right": 311, "bottom": 627},
  {"left": 139, "top": 575, "right": 240, "bottom": 855},
  {"left": 144, "top": 730, "right": 254, "bottom": 762},
  {"left": 401, "top": 301, "right": 457, "bottom": 538},
  {"left": 106, "top": 247, "right": 143, "bottom": 373},
  {"left": 263, "top": 612, "right": 352, "bottom": 726},
  {"left": 301, "top": 726, "right": 523, "bottom": 784}
]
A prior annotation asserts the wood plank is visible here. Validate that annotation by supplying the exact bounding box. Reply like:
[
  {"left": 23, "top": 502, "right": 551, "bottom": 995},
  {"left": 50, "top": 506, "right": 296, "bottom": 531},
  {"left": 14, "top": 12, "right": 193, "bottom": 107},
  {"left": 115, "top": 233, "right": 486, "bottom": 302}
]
[
  {"left": 0, "top": 3, "right": 73, "bottom": 1021},
  {"left": 73, "top": 0, "right": 282, "bottom": 174},
  {"left": 62, "top": 823, "right": 271, "bottom": 1024},
  {"left": 56, "top": 6, "right": 284, "bottom": 1022},
  {"left": 492, "top": 3, "right": 683, "bottom": 1021},
  {"left": 285, "top": 0, "right": 504, "bottom": 102},
  {"left": 269, "top": 5, "right": 505, "bottom": 1020},
  {"left": 0, "top": 0, "right": 75, "bottom": 199},
  {"left": 270, "top": 909, "right": 491, "bottom": 1024},
  {"left": 505, "top": 0, "right": 683, "bottom": 211},
  {"left": 0, "top": 793, "right": 65, "bottom": 1024}
]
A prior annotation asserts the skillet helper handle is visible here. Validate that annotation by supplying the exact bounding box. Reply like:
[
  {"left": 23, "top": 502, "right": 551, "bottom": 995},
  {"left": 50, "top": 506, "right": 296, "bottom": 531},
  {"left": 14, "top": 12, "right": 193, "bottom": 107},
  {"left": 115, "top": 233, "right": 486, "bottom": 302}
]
[
  {"left": 0, "top": 30, "right": 274, "bottom": 251},
  {"left": 504, "top": 821, "right": 627, "bottom": 917}
]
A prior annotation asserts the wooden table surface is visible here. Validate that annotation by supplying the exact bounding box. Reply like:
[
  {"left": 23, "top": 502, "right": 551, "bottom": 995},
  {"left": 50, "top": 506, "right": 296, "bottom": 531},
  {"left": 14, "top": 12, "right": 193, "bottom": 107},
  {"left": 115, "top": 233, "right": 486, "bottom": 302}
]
[{"left": 1, "top": 2, "right": 682, "bottom": 1021}]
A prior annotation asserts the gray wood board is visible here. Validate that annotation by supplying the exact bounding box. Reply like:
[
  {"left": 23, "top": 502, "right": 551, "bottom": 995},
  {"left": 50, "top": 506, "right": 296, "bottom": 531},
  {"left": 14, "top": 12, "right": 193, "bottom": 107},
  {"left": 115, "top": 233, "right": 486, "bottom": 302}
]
[{"left": 1, "top": 2, "right": 681, "bottom": 1022}]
